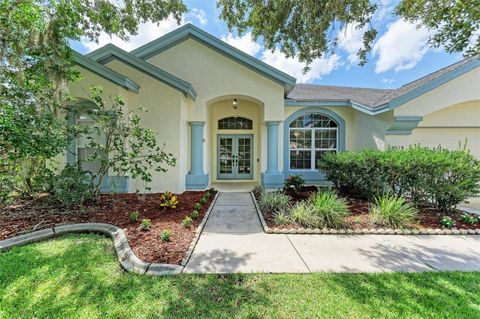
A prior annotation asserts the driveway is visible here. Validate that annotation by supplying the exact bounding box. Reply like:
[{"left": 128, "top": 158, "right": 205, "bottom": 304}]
[{"left": 183, "top": 192, "right": 480, "bottom": 273}]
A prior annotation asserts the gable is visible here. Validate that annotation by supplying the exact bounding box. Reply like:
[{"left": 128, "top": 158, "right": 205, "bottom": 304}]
[
  {"left": 85, "top": 44, "right": 196, "bottom": 99},
  {"left": 131, "top": 24, "right": 296, "bottom": 93},
  {"left": 394, "top": 65, "right": 480, "bottom": 116}
]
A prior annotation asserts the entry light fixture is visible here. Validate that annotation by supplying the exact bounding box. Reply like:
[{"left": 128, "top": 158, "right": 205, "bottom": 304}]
[{"left": 232, "top": 98, "right": 238, "bottom": 109}]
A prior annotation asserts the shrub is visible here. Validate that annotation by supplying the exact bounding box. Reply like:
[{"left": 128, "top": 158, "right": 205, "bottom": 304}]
[
  {"left": 440, "top": 216, "right": 455, "bottom": 229},
  {"left": 370, "top": 194, "right": 417, "bottom": 228},
  {"left": 194, "top": 203, "right": 202, "bottom": 211},
  {"left": 284, "top": 175, "right": 305, "bottom": 193},
  {"left": 273, "top": 210, "right": 290, "bottom": 225},
  {"left": 160, "top": 191, "right": 178, "bottom": 209},
  {"left": 461, "top": 213, "right": 478, "bottom": 225},
  {"left": 182, "top": 216, "right": 193, "bottom": 228},
  {"left": 321, "top": 146, "right": 480, "bottom": 211},
  {"left": 290, "top": 201, "right": 321, "bottom": 228},
  {"left": 160, "top": 229, "right": 171, "bottom": 242},
  {"left": 204, "top": 191, "right": 211, "bottom": 199},
  {"left": 258, "top": 191, "right": 291, "bottom": 213},
  {"left": 52, "top": 165, "right": 90, "bottom": 206},
  {"left": 191, "top": 210, "right": 200, "bottom": 219},
  {"left": 140, "top": 219, "right": 152, "bottom": 231},
  {"left": 130, "top": 211, "right": 140, "bottom": 222},
  {"left": 311, "top": 190, "right": 350, "bottom": 228},
  {"left": 199, "top": 197, "right": 208, "bottom": 205}
]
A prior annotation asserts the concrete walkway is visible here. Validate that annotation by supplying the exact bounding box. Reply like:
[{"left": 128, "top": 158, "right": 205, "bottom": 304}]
[{"left": 184, "top": 192, "right": 480, "bottom": 274}]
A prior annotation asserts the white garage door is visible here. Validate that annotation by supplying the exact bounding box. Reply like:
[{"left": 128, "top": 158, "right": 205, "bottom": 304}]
[{"left": 410, "top": 128, "right": 480, "bottom": 158}]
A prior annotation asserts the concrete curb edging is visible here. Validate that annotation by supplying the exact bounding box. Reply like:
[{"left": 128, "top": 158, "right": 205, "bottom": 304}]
[
  {"left": 0, "top": 223, "right": 183, "bottom": 275},
  {"left": 0, "top": 192, "right": 220, "bottom": 276},
  {"left": 251, "top": 192, "right": 270, "bottom": 233},
  {"left": 180, "top": 192, "right": 219, "bottom": 266},
  {"left": 251, "top": 192, "right": 480, "bottom": 236}
]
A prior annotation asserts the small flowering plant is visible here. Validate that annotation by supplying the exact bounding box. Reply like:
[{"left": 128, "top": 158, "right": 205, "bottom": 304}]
[{"left": 160, "top": 191, "right": 178, "bottom": 209}]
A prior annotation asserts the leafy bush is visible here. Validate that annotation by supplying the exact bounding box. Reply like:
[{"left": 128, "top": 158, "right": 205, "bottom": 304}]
[
  {"left": 321, "top": 146, "right": 480, "bottom": 211},
  {"left": 461, "top": 213, "right": 478, "bottom": 225},
  {"left": 273, "top": 210, "right": 290, "bottom": 225},
  {"left": 370, "top": 194, "right": 418, "bottom": 228},
  {"left": 160, "top": 191, "right": 178, "bottom": 209},
  {"left": 194, "top": 203, "right": 202, "bottom": 211},
  {"left": 440, "top": 216, "right": 455, "bottom": 229},
  {"left": 190, "top": 210, "right": 200, "bottom": 220},
  {"left": 140, "top": 219, "right": 152, "bottom": 231},
  {"left": 311, "top": 190, "right": 350, "bottom": 228},
  {"left": 160, "top": 229, "right": 171, "bottom": 242},
  {"left": 182, "top": 216, "right": 193, "bottom": 228},
  {"left": 284, "top": 175, "right": 305, "bottom": 193},
  {"left": 130, "top": 211, "right": 140, "bottom": 222},
  {"left": 258, "top": 191, "right": 291, "bottom": 213},
  {"left": 52, "top": 165, "right": 90, "bottom": 206}
]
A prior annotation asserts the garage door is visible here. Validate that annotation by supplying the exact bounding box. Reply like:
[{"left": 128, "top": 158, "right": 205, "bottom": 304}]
[{"left": 409, "top": 128, "right": 480, "bottom": 158}]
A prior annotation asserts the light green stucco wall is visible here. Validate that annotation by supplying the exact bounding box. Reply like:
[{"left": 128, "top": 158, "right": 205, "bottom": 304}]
[
  {"left": 74, "top": 60, "right": 189, "bottom": 193},
  {"left": 146, "top": 38, "right": 286, "bottom": 181}
]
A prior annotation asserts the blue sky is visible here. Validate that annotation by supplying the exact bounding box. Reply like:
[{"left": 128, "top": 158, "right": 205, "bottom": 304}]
[{"left": 72, "top": 0, "right": 464, "bottom": 89}]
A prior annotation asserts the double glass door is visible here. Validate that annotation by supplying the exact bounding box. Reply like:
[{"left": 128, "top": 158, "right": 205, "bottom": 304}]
[{"left": 217, "top": 135, "right": 253, "bottom": 179}]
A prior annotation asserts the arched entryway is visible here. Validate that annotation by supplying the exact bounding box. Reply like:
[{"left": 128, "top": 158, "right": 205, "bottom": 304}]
[{"left": 207, "top": 96, "right": 264, "bottom": 187}]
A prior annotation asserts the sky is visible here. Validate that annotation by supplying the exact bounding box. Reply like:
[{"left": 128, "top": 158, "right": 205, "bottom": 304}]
[{"left": 71, "top": 0, "right": 465, "bottom": 89}]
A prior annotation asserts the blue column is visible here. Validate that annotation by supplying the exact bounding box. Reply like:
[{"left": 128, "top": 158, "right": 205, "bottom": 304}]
[
  {"left": 186, "top": 121, "right": 209, "bottom": 189},
  {"left": 266, "top": 121, "right": 280, "bottom": 173},
  {"left": 262, "top": 121, "right": 284, "bottom": 189}
]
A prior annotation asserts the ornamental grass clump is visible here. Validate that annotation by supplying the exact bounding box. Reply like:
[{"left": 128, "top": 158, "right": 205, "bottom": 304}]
[
  {"left": 290, "top": 201, "right": 320, "bottom": 228},
  {"left": 370, "top": 194, "right": 417, "bottom": 229},
  {"left": 311, "top": 190, "right": 350, "bottom": 228},
  {"left": 258, "top": 191, "right": 291, "bottom": 213},
  {"left": 273, "top": 210, "right": 290, "bottom": 225}
]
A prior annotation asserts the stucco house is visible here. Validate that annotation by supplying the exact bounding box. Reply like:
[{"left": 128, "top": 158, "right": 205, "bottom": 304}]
[{"left": 68, "top": 23, "right": 480, "bottom": 193}]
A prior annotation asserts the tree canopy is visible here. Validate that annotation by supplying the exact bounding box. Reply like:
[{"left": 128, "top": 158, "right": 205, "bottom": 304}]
[{"left": 218, "top": 0, "right": 480, "bottom": 67}]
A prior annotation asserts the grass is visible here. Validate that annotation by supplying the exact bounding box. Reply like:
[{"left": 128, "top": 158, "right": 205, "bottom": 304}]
[{"left": 1, "top": 235, "right": 480, "bottom": 318}]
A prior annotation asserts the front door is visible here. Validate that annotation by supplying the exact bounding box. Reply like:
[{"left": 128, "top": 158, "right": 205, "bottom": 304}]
[{"left": 217, "top": 135, "right": 253, "bottom": 180}]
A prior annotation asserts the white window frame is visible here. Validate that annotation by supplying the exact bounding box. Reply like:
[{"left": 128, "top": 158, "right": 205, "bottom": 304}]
[{"left": 289, "top": 116, "right": 338, "bottom": 171}]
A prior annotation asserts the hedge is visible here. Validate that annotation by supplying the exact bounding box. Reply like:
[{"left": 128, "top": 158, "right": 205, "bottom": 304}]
[{"left": 320, "top": 146, "right": 480, "bottom": 211}]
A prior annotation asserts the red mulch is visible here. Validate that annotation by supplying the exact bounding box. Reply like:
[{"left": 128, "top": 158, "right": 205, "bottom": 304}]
[
  {"left": 260, "top": 187, "right": 480, "bottom": 230},
  {"left": 0, "top": 191, "right": 216, "bottom": 264}
]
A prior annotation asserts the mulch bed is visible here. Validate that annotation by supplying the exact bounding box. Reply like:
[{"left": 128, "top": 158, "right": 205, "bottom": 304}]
[
  {"left": 258, "top": 187, "right": 480, "bottom": 231},
  {"left": 0, "top": 191, "right": 216, "bottom": 264}
]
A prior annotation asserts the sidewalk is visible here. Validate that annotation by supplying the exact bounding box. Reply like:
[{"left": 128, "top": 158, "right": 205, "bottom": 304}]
[{"left": 183, "top": 192, "right": 480, "bottom": 274}]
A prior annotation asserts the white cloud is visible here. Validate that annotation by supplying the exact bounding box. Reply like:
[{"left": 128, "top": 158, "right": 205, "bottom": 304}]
[
  {"left": 82, "top": 16, "right": 183, "bottom": 52},
  {"left": 221, "top": 32, "right": 261, "bottom": 57},
  {"left": 188, "top": 8, "right": 207, "bottom": 26},
  {"left": 337, "top": 23, "right": 366, "bottom": 64},
  {"left": 373, "top": 19, "right": 433, "bottom": 73},
  {"left": 261, "top": 51, "right": 341, "bottom": 83},
  {"left": 381, "top": 78, "right": 395, "bottom": 85}
]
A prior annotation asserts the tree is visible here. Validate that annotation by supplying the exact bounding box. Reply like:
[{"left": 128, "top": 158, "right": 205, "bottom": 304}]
[
  {"left": 396, "top": 0, "right": 480, "bottom": 56},
  {"left": 72, "top": 87, "right": 176, "bottom": 198},
  {"left": 217, "top": 0, "right": 480, "bottom": 68},
  {"left": 0, "top": 0, "right": 185, "bottom": 199}
]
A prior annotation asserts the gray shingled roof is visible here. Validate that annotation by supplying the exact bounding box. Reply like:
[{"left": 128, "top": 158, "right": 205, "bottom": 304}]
[
  {"left": 286, "top": 57, "right": 478, "bottom": 109},
  {"left": 287, "top": 84, "right": 390, "bottom": 106}
]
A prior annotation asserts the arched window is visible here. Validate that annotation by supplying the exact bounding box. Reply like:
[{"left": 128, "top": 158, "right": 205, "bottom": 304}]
[
  {"left": 218, "top": 116, "right": 252, "bottom": 130},
  {"left": 289, "top": 113, "right": 338, "bottom": 170}
]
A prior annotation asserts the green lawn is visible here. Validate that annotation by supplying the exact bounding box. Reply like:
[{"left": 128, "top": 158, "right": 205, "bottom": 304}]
[{"left": 1, "top": 235, "right": 480, "bottom": 319}]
